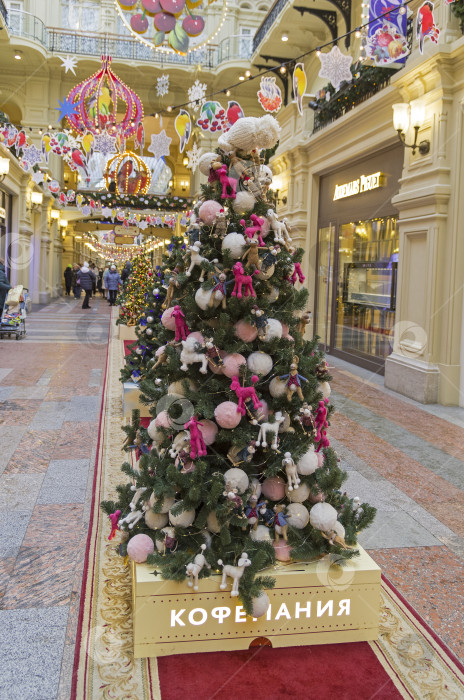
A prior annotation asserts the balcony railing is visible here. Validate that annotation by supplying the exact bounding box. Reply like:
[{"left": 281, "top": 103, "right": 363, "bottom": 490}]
[
  {"left": 0, "top": 0, "right": 7, "bottom": 25},
  {"left": 7, "top": 11, "right": 253, "bottom": 68},
  {"left": 252, "top": 0, "right": 287, "bottom": 54}
]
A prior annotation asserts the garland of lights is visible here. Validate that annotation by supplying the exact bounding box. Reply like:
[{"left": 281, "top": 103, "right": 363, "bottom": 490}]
[{"left": 71, "top": 191, "right": 194, "bottom": 211}]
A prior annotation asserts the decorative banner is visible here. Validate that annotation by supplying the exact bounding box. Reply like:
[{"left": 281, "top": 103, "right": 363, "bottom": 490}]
[
  {"left": 115, "top": 0, "right": 227, "bottom": 55},
  {"left": 318, "top": 46, "right": 353, "bottom": 92},
  {"left": 148, "top": 130, "right": 172, "bottom": 159},
  {"left": 188, "top": 79, "right": 207, "bottom": 111},
  {"left": 225, "top": 101, "right": 244, "bottom": 128},
  {"left": 65, "top": 56, "right": 143, "bottom": 139},
  {"left": 175, "top": 109, "right": 192, "bottom": 153},
  {"left": 257, "top": 77, "right": 282, "bottom": 113},
  {"left": 196, "top": 101, "right": 227, "bottom": 132},
  {"left": 293, "top": 63, "right": 307, "bottom": 116},
  {"left": 416, "top": 1, "right": 440, "bottom": 53},
  {"left": 368, "top": 0, "right": 409, "bottom": 65}
]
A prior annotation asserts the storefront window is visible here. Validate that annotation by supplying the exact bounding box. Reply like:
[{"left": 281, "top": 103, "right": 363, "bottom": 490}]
[
  {"left": 335, "top": 216, "right": 398, "bottom": 361},
  {"left": 316, "top": 224, "right": 335, "bottom": 351}
]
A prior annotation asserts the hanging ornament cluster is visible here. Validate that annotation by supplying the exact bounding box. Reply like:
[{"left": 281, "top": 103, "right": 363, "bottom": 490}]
[
  {"left": 116, "top": 0, "right": 228, "bottom": 55},
  {"left": 65, "top": 56, "right": 143, "bottom": 140},
  {"left": 105, "top": 150, "right": 152, "bottom": 195}
]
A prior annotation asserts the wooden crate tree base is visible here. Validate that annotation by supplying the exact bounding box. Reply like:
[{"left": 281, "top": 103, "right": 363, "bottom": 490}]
[{"left": 132, "top": 546, "right": 381, "bottom": 658}]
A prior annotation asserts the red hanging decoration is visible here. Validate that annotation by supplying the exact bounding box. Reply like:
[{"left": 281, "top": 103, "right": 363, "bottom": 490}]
[{"left": 66, "top": 55, "right": 143, "bottom": 139}]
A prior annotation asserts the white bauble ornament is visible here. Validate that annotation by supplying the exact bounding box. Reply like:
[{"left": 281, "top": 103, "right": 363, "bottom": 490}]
[
  {"left": 250, "top": 478, "right": 262, "bottom": 499},
  {"left": 146, "top": 328, "right": 153, "bottom": 336},
  {"left": 285, "top": 482, "right": 310, "bottom": 503},
  {"left": 261, "top": 318, "right": 282, "bottom": 343},
  {"left": 232, "top": 191, "right": 256, "bottom": 215},
  {"left": 222, "top": 231, "right": 246, "bottom": 258},
  {"left": 333, "top": 520, "right": 345, "bottom": 538},
  {"left": 169, "top": 502, "right": 195, "bottom": 527},
  {"left": 206, "top": 511, "right": 221, "bottom": 533},
  {"left": 250, "top": 525, "right": 272, "bottom": 542},
  {"left": 223, "top": 467, "right": 249, "bottom": 494},
  {"left": 146, "top": 316, "right": 154, "bottom": 324},
  {"left": 286, "top": 503, "right": 310, "bottom": 529},
  {"left": 147, "top": 419, "right": 165, "bottom": 444},
  {"left": 135, "top": 347, "right": 143, "bottom": 355},
  {"left": 265, "top": 286, "right": 280, "bottom": 303},
  {"left": 247, "top": 351, "right": 273, "bottom": 376},
  {"left": 256, "top": 264, "right": 275, "bottom": 281},
  {"left": 144, "top": 510, "right": 169, "bottom": 530},
  {"left": 297, "top": 445, "right": 319, "bottom": 475},
  {"left": 319, "top": 381, "right": 331, "bottom": 399},
  {"left": 155, "top": 526, "right": 175, "bottom": 552},
  {"left": 198, "top": 152, "right": 219, "bottom": 176},
  {"left": 269, "top": 376, "right": 287, "bottom": 398},
  {"left": 309, "top": 502, "right": 338, "bottom": 531},
  {"left": 156, "top": 495, "right": 176, "bottom": 513},
  {"left": 195, "top": 286, "right": 214, "bottom": 310},
  {"left": 251, "top": 592, "right": 270, "bottom": 618}
]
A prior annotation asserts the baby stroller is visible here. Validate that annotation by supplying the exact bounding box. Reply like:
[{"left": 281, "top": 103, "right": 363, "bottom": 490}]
[{"left": 0, "top": 285, "right": 28, "bottom": 340}]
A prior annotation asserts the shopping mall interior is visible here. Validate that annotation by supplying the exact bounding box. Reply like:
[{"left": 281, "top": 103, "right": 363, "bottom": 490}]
[{"left": 0, "top": 0, "right": 464, "bottom": 698}]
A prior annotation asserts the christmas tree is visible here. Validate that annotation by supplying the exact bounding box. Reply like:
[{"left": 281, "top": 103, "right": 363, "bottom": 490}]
[
  {"left": 102, "top": 115, "right": 375, "bottom": 615},
  {"left": 116, "top": 253, "right": 153, "bottom": 326}
]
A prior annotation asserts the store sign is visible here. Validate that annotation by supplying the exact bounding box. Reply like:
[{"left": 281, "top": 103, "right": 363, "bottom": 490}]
[
  {"left": 333, "top": 172, "right": 385, "bottom": 201},
  {"left": 0, "top": 207, "right": 5, "bottom": 220}
]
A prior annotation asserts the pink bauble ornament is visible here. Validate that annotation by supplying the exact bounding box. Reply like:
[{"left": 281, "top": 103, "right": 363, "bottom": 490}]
[
  {"left": 161, "top": 307, "right": 176, "bottom": 330},
  {"left": 198, "top": 419, "right": 218, "bottom": 445},
  {"left": 234, "top": 320, "right": 258, "bottom": 343},
  {"left": 222, "top": 353, "right": 246, "bottom": 378},
  {"left": 261, "top": 476, "right": 286, "bottom": 501},
  {"left": 214, "top": 401, "right": 241, "bottom": 429},
  {"left": 127, "top": 534, "right": 154, "bottom": 563},
  {"left": 273, "top": 540, "right": 292, "bottom": 562},
  {"left": 281, "top": 323, "right": 290, "bottom": 338},
  {"left": 317, "top": 452, "right": 324, "bottom": 467},
  {"left": 260, "top": 217, "right": 270, "bottom": 238},
  {"left": 259, "top": 399, "right": 269, "bottom": 420},
  {"left": 155, "top": 410, "right": 171, "bottom": 428},
  {"left": 189, "top": 331, "right": 205, "bottom": 344},
  {"left": 199, "top": 200, "right": 222, "bottom": 225}
]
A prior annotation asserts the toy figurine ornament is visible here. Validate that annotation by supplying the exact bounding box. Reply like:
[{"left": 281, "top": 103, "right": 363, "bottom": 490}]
[
  {"left": 282, "top": 452, "right": 300, "bottom": 491},
  {"left": 169, "top": 431, "right": 190, "bottom": 459},
  {"left": 267, "top": 209, "right": 292, "bottom": 250},
  {"left": 242, "top": 239, "right": 266, "bottom": 269},
  {"left": 215, "top": 164, "right": 238, "bottom": 199},
  {"left": 273, "top": 504, "right": 289, "bottom": 543},
  {"left": 287, "top": 248, "right": 305, "bottom": 286},
  {"left": 161, "top": 269, "right": 180, "bottom": 310},
  {"left": 209, "top": 272, "right": 232, "bottom": 309},
  {"left": 279, "top": 355, "right": 308, "bottom": 401},
  {"left": 212, "top": 208, "right": 228, "bottom": 238},
  {"left": 250, "top": 305, "right": 269, "bottom": 339},
  {"left": 245, "top": 495, "right": 266, "bottom": 529},
  {"left": 204, "top": 338, "right": 224, "bottom": 368},
  {"left": 227, "top": 441, "right": 256, "bottom": 465},
  {"left": 230, "top": 374, "right": 262, "bottom": 416},
  {"left": 108, "top": 510, "right": 121, "bottom": 540},
  {"left": 172, "top": 305, "right": 190, "bottom": 341},
  {"left": 223, "top": 482, "right": 243, "bottom": 511},
  {"left": 180, "top": 335, "right": 209, "bottom": 373},
  {"left": 297, "top": 310, "right": 312, "bottom": 335},
  {"left": 187, "top": 221, "right": 201, "bottom": 245},
  {"left": 184, "top": 415, "right": 207, "bottom": 459},
  {"left": 218, "top": 552, "right": 252, "bottom": 597},
  {"left": 186, "top": 544, "right": 211, "bottom": 590},
  {"left": 231, "top": 261, "right": 259, "bottom": 299},
  {"left": 255, "top": 411, "right": 285, "bottom": 449},
  {"left": 240, "top": 214, "right": 266, "bottom": 247},
  {"left": 299, "top": 402, "right": 316, "bottom": 436},
  {"left": 186, "top": 242, "right": 217, "bottom": 282}
]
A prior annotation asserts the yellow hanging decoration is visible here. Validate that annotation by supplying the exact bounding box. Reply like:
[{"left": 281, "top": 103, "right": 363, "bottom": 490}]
[{"left": 105, "top": 150, "right": 151, "bottom": 196}]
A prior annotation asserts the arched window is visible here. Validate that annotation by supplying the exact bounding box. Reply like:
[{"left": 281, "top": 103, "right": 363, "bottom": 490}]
[{"left": 240, "top": 2, "right": 252, "bottom": 9}]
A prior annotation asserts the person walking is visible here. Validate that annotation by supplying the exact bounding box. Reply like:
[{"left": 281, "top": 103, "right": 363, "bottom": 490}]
[
  {"left": 72, "top": 263, "right": 82, "bottom": 299},
  {"left": 121, "top": 261, "right": 132, "bottom": 285},
  {"left": 97, "top": 267, "right": 104, "bottom": 296},
  {"left": 103, "top": 263, "right": 111, "bottom": 302},
  {"left": 64, "top": 265, "right": 73, "bottom": 295},
  {"left": 90, "top": 262, "right": 97, "bottom": 296},
  {"left": 0, "top": 257, "right": 11, "bottom": 311},
  {"left": 79, "top": 262, "right": 96, "bottom": 309},
  {"left": 106, "top": 264, "right": 122, "bottom": 306}
]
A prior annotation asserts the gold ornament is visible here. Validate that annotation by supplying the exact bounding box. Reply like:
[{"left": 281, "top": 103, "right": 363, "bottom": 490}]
[{"left": 105, "top": 150, "right": 151, "bottom": 195}]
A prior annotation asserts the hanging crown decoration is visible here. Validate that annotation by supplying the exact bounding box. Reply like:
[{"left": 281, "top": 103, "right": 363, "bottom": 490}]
[
  {"left": 105, "top": 150, "right": 151, "bottom": 195},
  {"left": 66, "top": 56, "right": 143, "bottom": 139}
]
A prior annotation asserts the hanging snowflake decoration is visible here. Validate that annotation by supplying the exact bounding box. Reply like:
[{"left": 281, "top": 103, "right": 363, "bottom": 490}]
[
  {"left": 138, "top": 219, "right": 149, "bottom": 230},
  {"left": 20, "top": 144, "right": 43, "bottom": 169},
  {"left": 188, "top": 80, "right": 207, "bottom": 112},
  {"left": 156, "top": 74, "right": 170, "bottom": 97},
  {"left": 148, "top": 130, "right": 172, "bottom": 160},
  {"left": 31, "top": 170, "right": 45, "bottom": 185},
  {"left": 186, "top": 142, "right": 202, "bottom": 173},
  {"left": 318, "top": 46, "right": 353, "bottom": 92},
  {"left": 94, "top": 131, "right": 118, "bottom": 157},
  {"left": 58, "top": 55, "right": 78, "bottom": 75}
]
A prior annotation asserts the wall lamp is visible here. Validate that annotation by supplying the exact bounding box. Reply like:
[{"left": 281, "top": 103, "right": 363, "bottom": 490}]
[
  {"left": 392, "top": 102, "right": 430, "bottom": 156},
  {"left": 0, "top": 156, "right": 10, "bottom": 183},
  {"left": 50, "top": 209, "right": 60, "bottom": 221},
  {"left": 30, "top": 191, "right": 43, "bottom": 210}
]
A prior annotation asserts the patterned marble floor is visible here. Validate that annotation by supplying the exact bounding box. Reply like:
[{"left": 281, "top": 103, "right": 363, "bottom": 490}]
[
  {"left": 1, "top": 299, "right": 464, "bottom": 698},
  {"left": 0, "top": 294, "right": 111, "bottom": 700}
]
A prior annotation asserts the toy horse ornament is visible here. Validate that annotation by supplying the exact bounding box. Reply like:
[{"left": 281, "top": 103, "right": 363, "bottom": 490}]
[
  {"left": 218, "top": 552, "right": 252, "bottom": 597},
  {"left": 255, "top": 411, "right": 285, "bottom": 450}
]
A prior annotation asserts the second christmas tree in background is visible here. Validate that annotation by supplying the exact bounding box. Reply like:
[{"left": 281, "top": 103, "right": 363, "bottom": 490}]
[{"left": 102, "top": 115, "right": 375, "bottom": 615}]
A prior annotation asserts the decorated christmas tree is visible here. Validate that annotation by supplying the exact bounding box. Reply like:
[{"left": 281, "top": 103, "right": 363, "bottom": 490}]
[
  {"left": 102, "top": 115, "right": 375, "bottom": 615},
  {"left": 116, "top": 253, "right": 153, "bottom": 326}
]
